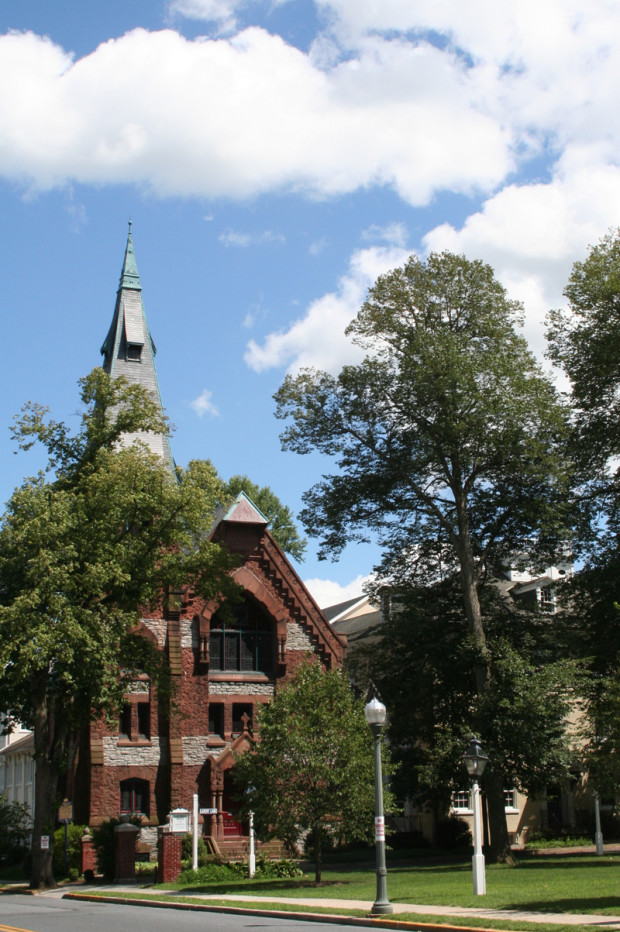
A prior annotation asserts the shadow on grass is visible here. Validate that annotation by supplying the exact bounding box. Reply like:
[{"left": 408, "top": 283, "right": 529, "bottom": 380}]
[
  {"left": 503, "top": 896, "right": 620, "bottom": 915},
  {"left": 172, "top": 878, "right": 348, "bottom": 896}
]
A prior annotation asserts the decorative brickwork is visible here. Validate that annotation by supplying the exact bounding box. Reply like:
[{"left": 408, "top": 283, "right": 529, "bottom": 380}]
[{"left": 157, "top": 831, "right": 183, "bottom": 883}]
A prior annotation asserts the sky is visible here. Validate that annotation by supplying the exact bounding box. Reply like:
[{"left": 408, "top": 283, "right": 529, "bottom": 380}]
[{"left": 1, "top": 0, "right": 620, "bottom": 608}]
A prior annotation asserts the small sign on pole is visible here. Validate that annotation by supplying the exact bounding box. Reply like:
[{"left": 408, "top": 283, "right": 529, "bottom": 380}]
[
  {"left": 58, "top": 799, "right": 73, "bottom": 823},
  {"left": 199, "top": 807, "right": 218, "bottom": 815},
  {"left": 40, "top": 836, "right": 50, "bottom": 850},
  {"left": 374, "top": 816, "right": 385, "bottom": 842}
]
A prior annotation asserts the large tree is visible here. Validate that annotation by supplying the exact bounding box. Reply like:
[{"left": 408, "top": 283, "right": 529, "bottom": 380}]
[
  {"left": 275, "top": 251, "right": 573, "bottom": 861},
  {"left": 233, "top": 658, "right": 393, "bottom": 882},
  {"left": 350, "top": 577, "right": 577, "bottom": 840},
  {"left": 0, "top": 369, "right": 236, "bottom": 889},
  {"left": 547, "top": 228, "right": 620, "bottom": 800}
]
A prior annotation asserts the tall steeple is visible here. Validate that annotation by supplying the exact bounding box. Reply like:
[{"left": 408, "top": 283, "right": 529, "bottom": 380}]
[{"left": 101, "top": 223, "right": 175, "bottom": 473}]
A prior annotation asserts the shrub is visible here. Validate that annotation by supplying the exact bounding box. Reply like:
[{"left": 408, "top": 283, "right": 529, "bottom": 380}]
[
  {"left": 53, "top": 823, "right": 87, "bottom": 877},
  {"left": 0, "top": 794, "right": 31, "bottom": 866},
  {"left": 254, "top": 857, "right": 303, "bottom": 878},
  {"left": 178, "top": 860, "right": 245, "bottom": 884},
  {"left": 181, "top": 832, "right": 210, "bottom": 866},
  {"left": 435, "top": 816, "right": 471, "bottom": 849}
]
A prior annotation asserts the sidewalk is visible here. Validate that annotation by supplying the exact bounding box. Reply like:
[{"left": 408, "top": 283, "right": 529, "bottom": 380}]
[{"left": 55, "top": 885, "right": 620, "bottom": 930}]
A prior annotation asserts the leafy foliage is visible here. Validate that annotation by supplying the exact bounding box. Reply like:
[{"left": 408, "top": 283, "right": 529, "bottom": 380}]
[
  {"left": 275, "top": 251, "right": 573, "bottom": 861},
  {"left": 0, "top": 794, "right": 31, "bottom": 865},
  {"left": 52, "top": 823, "right": 86, "bottom": 876},
  {"left": 233, "top": 658, "right": 394, "bottom": 882},
  {"left": 0, "top": 368, "right": 237, "bottom": 888}
]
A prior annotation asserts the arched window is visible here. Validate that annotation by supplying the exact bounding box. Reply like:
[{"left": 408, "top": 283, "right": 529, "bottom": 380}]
[
  {"left": 210, "top": 598, "right": 273, "bottom": 673},
  {"left": 120, "top": 778, "right": 149, "bottom": 817}
]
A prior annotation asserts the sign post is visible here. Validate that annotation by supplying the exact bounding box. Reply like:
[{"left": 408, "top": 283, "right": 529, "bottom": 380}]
[{"left": 58, "top": 799, "right": 73, "bottom": 877}]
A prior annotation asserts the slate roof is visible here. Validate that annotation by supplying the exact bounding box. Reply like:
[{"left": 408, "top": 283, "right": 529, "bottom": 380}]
[{"left": 100, "top": 223, "right": 176, "bottom": 474}]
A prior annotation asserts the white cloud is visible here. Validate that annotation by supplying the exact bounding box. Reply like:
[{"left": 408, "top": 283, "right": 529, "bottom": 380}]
[
  {"left": 190, "top": 388, "right": 220, "bottom": 417},
  {"left": 303, "top": 573, "right": 370, "bottom": 609},
  {"left": 0, "top": 27, "right": 510, "bottom": 202},
  {"left": 219, "top": 228, "right": 285, "bottom": 246},
  {"left": 362, "top": 222, "right": 407, "bottom": 247},
  {"left": 423, "top": 158, "right": 620, "bottom": 359},
  {"left": 244, "top": 243, "right": 410, "bottom": 374}
]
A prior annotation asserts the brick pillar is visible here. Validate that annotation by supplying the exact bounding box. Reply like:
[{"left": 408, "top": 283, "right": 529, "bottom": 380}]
[
  {"left": 158, "top": 830, "right": 183, "bottom": 883},
  {"left": 114, "top": 822, "right": 139, "bottom": 881},
  {"left": 81, "top": 828, "right": 97, "bottom": 875}
]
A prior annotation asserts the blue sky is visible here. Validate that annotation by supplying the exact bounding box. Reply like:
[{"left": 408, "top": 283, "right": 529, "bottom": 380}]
[{"left": 1, "top": 0, "right": 620, "bottom": 606}]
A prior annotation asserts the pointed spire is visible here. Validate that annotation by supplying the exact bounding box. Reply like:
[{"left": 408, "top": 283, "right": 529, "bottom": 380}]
[
  {"left": 119, "top": 219, "right": 142, "bottom": 292},
  {"left": 100, "top": 224, "right": 176, "bottom": 475}
]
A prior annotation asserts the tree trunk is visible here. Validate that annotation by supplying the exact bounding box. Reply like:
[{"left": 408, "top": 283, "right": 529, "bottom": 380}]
[
  {"left": 313, "top": 824, "right": 322, "bottom": 883},
  {"left": 30, "top": 677, "right": 61, "bottom": 889},
  {"left": 485, "top": 768, "right": 514, "bottom": 864}
]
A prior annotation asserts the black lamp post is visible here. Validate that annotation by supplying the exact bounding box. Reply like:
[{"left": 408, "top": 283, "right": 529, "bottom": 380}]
[
  {"left": 364, "top": 697, "right": 393, "bottom": 915},
  {"left": 462, "top": 736, "right": 488, "bottom": 895}
]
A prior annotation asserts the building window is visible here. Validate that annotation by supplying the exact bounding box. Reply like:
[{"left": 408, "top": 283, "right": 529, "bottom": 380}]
[
  {"left": 452, "top": 790, "right": 472, "bottom": 811},
  {"left": 504, "top": 788, "right": 518, "bottom": 810},
  {"left": 210, "top": 598, "right": 273, "bottom": 673},
  {"left": 539, "top": 586, "right": 555, "bottom": 612},
  {"left": 119, "top": 700, "right": 150, "bottom": 741},
  {"left": 209, "top": 703, "right": 224, "bottom": 738},
  {"left": 126, "top": 343, "right": 142, "bottom": 361},
  {"left": 137, "top": 702, "right": 150, "bottom": 740},
  {"left": 14, "top": 761, "right": 22, "bottom": 785},
  {"left": 119, "top": 704, "right": 131, "bottom": 738},
  {"left": 25, "top": 759, "right": 33, "bottom": 784},
  {"left": 120, "top": 778, "right": 149, "bottom": 817}
]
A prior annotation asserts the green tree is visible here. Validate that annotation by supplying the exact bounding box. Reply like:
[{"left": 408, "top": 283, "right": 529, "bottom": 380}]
[
  {"left": 0, "top": 368, "right": 236, "bottom": 889},
  {"left": 233, "top": 659, "right": 393, "bottom": 882},
  {"left": 547, "top": 230, "right": 620, "bottom": 800},
  {"left": 275, "top": 251, "right": 573, "bottom": 861},
  {"left": 352, "top": 577, "right": 577, "bottom": 843},
  {"left": 225, "top": 474, "right": 307, "bottom": 561}
]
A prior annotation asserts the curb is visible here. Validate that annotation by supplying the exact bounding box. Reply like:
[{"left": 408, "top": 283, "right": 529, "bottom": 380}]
[{"left": 62, "top": 892, "right": 520, "bottom": 932}]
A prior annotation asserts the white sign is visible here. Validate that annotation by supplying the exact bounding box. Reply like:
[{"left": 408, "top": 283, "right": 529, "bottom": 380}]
[
  {"left": 169, "top": 808, "right": 190, "bottom": 833},
  {"left": 200, "top": 808, "right": 218, "bottom": 815},
  {"left": 374, "top": 816, "right": 385, "bottom": 842},
  {"left": 40, "top": 835, "right": 50, "bottom": 849}
]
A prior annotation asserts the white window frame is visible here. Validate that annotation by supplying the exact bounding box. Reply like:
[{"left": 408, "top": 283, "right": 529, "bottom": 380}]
[{"left": 452, "top": 789, "right": 473, "bottom": 813}]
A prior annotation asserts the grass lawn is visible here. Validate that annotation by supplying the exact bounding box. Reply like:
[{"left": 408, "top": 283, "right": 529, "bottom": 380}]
[{"left": 160, "top": 854, "right": 620, "bottom": 916}]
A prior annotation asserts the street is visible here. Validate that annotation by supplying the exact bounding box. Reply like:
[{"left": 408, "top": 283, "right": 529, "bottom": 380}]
[{"left": 0, "top": 893, "right": 381, "bottom": 932}]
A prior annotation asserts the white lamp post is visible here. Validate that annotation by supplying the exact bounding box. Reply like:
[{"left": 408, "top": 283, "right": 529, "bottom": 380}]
[
  {"left": 246, "top": 786, "right": 256, "bottom": 878},
  {"left": 463, "top": 736, "right": 488, "bottom": 896},
  {"left": 364, "top": 696, "right": 393, "bottom": 916}
]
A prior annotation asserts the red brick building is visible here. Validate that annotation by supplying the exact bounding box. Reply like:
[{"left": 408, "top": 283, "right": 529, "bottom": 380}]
[{"left": 79, "top": 228, "right": 346, "bottom": 851}]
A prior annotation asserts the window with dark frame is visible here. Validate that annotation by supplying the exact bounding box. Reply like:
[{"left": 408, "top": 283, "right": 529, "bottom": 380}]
[
  {"left": 137, "top": 701, "right": 150, "bottom": 739},
  {"left": 119, "top": 704, "right": 131, "bottom": 738},
  {"left": 208, "top": 703, "right": 224, "bottom": 738},
  {"left": 126, "top": 343, "right": 142, "bottom": 361},
  {"left": 120, "top": 778, "right": 149, "bottom": 817},
  {"left": 209, "top": 598, "right": 273, "bottom": 673}
]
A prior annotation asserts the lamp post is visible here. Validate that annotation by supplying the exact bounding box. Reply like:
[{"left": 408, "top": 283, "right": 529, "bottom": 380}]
[
  {"left": 364, "top": 696, "right": 393, "bottom": 916},
  {"left": 246, "top": 786, "right": 256, "bottom": 878},
  {"left": 463, "top": 736, "right": 488, "bottom": 896}
]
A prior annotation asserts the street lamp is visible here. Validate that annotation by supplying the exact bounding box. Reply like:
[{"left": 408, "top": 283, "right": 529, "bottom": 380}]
[
  {"left": 462, "top": 736, "right": 488, "bottom": 896},
  {"left": 245, "top": 786, "right": 256, "bottom": 878},
  {"left": 364, "top": 696, "right": 393, "bottom": 916}
]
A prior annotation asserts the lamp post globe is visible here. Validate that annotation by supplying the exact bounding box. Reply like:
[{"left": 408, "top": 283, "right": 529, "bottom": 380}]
[
  {"left": 364, "top": 696, "right": 392, "bottom": 916},
  {"left": 462, "top": 736, "right": 487, "bottom": 896}
]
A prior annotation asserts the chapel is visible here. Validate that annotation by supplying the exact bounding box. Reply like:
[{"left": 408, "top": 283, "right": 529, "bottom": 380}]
[{"left": 76, "top": 226, "right": 346, "bottom": 853}]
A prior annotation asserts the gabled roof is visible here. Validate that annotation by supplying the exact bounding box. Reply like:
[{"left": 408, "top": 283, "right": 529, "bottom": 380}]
[
  {"left": 220, "top": 491, "right": 269, "bottom": 525},
  {"left": 0, "top": 731, "right": 34, "bottom": 756},
  {"left": 100, "top": 223, "right": 175, "bottom": 474}
]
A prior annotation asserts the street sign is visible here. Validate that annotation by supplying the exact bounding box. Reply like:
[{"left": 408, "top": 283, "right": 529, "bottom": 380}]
[
  {"left": 374, "top": 816, "right": 385, "bottom": 841},
  {"left": 199, "top": 807, "right": 218, "bottom": 815},
  {"left": 58, "top": 799, "right": 73, "bottom": 823},
  {"left": 40, "top": 836, "right": 50, "bottom": 849}
]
